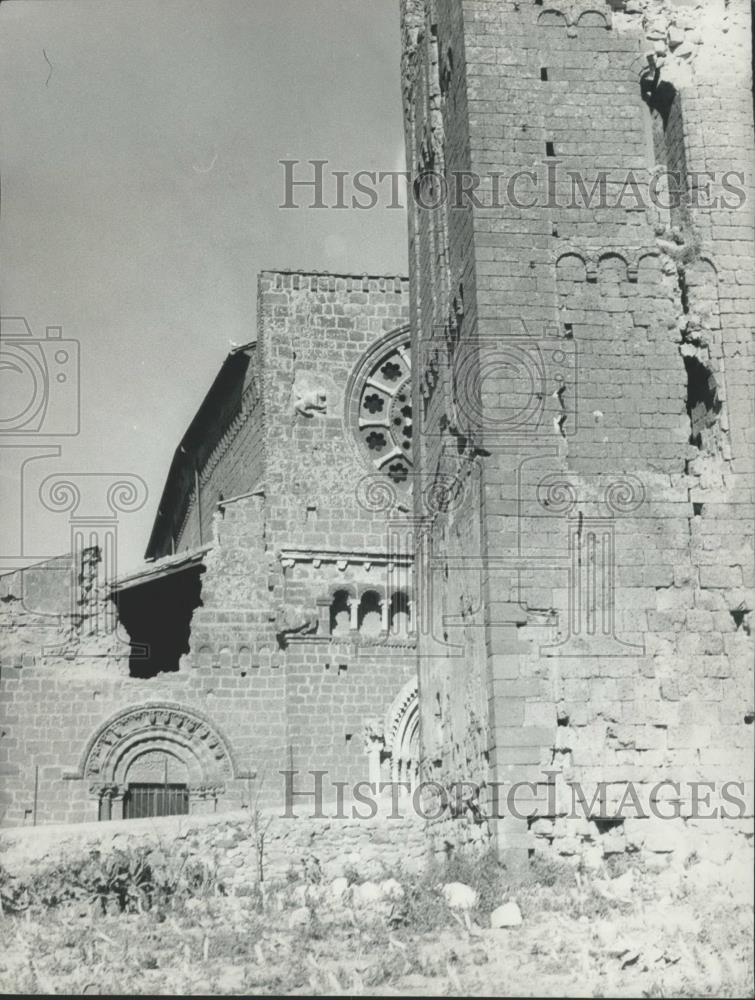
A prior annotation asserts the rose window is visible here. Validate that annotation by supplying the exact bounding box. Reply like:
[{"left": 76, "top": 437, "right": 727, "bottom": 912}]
[{"left": 355, "top": 339, "right": 412, "bottom": 484}]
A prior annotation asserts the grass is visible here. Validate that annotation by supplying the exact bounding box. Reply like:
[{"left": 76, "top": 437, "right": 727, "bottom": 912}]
[{"left": 0, "top": 844, "right": 752, "bottom": 996}]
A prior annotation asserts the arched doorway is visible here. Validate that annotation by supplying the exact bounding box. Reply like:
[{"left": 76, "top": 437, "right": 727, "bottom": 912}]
[{"left": 80, "top": 703, "right": 236, "bottom": 820}]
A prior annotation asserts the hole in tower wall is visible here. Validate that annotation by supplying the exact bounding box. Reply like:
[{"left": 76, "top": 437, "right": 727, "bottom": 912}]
[
  {"left": 540, "top": 67, "right": 549, "bottom": 81},
  {"left": 683, "top": 355, "right": 722, "bottom": 449},
  {"left": 545, "top": 141, "right": 556, "bottom": 157},
  {"left": 678, "top": 268, "right": 690, "bottom": 316}
]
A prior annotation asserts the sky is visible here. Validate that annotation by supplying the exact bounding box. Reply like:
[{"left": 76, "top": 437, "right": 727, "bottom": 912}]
[{"left": 0, "top": 0, "right": 408, "bottom": 574}]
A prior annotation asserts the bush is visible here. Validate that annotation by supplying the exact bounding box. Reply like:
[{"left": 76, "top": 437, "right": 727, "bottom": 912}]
[
  {"left": 0, "top": 862, "right": 31, "bottom": 913},
  {"left": 526, "top": 851, "right": 576, "bottom": 888},
  {"left": 0, "top": 843, "right": 219, "bottom": 916},
  {"left": 434, "top": 847, "right": 507, "bottom": 912},
  {"left": 389, "top": 874, "right": 451, "bottom": 932}
]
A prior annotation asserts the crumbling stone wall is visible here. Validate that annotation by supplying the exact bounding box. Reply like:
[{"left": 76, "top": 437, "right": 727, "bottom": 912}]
[
  {"left": 0, "top": 550, "right": 122, "bottom": 823},
  {"left": 0, "top": 550, "right": 105, "bottom": 671},
  {"left": 0, "top": 809, "right": 427, "bottom": 888},
  {"left": 402, "top": 0, "right": 754, "bottom": 864},
  {"left": 0, "top": 271, "right": 421, "bottom": 830}
]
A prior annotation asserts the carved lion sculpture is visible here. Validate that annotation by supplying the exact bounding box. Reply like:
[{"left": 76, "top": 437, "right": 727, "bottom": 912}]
[{"left": 293, "top": 390, "right": 327, "bottom": 418}]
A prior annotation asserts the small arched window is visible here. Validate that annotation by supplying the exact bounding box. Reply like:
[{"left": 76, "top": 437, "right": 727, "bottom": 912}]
[
  {"left": 389, "top": 590, "right": 411, "bottom": 636},
  {"left": 330, "top": 590, "right": 352, "bottom": 637},
  {"left": 641, "top": 77, "right": 688, "bottom": 232},
  {"left": 358, "top": 590, "right": 383, "bottom": 637}
]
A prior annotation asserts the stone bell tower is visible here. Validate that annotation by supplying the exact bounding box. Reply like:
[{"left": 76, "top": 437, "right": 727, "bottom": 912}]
[{"left": 402, "top": 0, "right": 754, "bottom": 866}]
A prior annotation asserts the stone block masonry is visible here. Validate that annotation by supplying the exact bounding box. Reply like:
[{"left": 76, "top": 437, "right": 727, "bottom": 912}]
[
  {"left": 1, "top": 2, "right": 752, "bottom": 878},
  {"left": 0, "top": 270, "right": 420, "bottom": 831},
  {"left": 401, "top": 0, "right": 754, "bottom": 865},
  {"left": 0, "top": 809, "right": 427, "bottom": 888}
]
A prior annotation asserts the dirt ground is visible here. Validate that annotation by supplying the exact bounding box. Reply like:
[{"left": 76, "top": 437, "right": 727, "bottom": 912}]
[{"left": 1, "top": 852, "right": 752, "bottom": 997}]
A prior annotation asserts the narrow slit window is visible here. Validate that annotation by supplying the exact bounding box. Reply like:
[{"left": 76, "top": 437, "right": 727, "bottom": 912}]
[
  {"left": 545, "top": 141, "right": 556, "bottom": 157},
  {"left": 540, "top": 67, "right": 549, "bottom": 81}
]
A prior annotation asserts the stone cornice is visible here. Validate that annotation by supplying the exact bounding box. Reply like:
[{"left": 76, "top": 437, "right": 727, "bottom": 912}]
[{"left": 278, "top": 547, "right": 414, "bottom": 570}]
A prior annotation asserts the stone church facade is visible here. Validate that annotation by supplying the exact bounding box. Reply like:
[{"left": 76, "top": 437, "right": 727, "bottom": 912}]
[
  {"left": 1, "top": 0, "right": 753, "bottom": 868},
  {"left": 0, "top": 272, "right": 420, "bottom": 825}
]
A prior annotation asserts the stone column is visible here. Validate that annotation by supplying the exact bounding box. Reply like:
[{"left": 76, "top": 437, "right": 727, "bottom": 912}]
[
  {"left": 91, "top": 783, "right": 112, "bottom": 821},
  {"left": 111, "top": 785, "right": 126, "bottom": 820}
]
